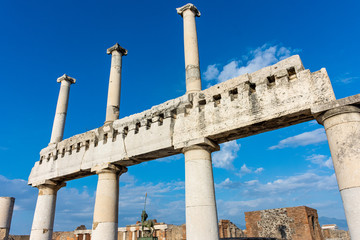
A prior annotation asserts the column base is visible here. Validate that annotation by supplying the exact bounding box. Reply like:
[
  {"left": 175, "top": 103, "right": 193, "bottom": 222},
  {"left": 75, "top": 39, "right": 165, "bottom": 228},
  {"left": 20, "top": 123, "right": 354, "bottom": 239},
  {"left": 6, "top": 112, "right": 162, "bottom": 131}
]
[
  {"left": 186, "top": 205, "right": 219, "bottom": 240},
  {"left": 29, "top": 229, "right": 53, "bottom": 240},
  {"left": 341, "top": 187, "right": 360, "bottom": 240},
  {"left": 0, "top": 228, "right": 9, "bottom": 240},
  {"left": 92, "top": 222, "right": 118, "bottom": 240}
]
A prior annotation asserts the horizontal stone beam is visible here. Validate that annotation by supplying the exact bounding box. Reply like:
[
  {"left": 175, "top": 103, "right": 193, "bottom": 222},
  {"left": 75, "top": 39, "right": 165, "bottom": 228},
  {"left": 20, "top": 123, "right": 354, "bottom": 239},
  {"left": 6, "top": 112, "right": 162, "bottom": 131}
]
[{"left": 28, "top": 55, "right": 336, "bottom": 186}]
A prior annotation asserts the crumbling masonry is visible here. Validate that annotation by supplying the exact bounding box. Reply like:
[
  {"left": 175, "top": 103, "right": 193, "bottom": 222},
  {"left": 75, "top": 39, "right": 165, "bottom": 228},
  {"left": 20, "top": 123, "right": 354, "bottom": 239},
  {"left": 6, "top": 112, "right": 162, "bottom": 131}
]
[{"left": 26, "top": 3, "right": 360, "bottom": 240}]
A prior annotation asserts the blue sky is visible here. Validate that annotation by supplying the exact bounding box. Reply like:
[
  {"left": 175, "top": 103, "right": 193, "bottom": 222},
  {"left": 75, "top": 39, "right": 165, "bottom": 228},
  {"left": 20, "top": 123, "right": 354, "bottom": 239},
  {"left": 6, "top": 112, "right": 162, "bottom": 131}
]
[{"left": 1, "top": 0, "right": 359, "bottom": 235}]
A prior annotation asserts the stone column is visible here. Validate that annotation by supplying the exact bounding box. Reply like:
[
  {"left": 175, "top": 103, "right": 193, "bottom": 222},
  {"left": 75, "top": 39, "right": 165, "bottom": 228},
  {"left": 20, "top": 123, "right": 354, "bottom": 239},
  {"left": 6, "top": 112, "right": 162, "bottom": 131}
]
[
  {"left": 183, "top": 140, "right": 220, "bottom": 240},
  {"left": 91, "top": 163, "right": 127, "bottom": 240},
  {"left": 105, "top": 43, "right": 128, "bottom": 125},
  {"left": 317, "top": 105, "right": 360, "bottom": 240},
  {"left": 29, "top": 182, "right": 65, "bottom": 240},
  {"left": 50, "top": 74, "right": 76, "bottom": 144},
  {"left": 0, "top": 197, "right": 15, "bottom": 240},
  {"left": 177, "top": 3, "right": 202, "bottom": 94}
]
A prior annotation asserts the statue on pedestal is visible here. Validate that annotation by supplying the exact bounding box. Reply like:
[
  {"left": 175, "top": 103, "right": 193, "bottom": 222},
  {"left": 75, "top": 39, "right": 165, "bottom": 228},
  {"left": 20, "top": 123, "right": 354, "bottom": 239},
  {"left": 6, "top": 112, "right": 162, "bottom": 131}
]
[{"left": 139, "top": 193, "right": 158, "bottom": 240}]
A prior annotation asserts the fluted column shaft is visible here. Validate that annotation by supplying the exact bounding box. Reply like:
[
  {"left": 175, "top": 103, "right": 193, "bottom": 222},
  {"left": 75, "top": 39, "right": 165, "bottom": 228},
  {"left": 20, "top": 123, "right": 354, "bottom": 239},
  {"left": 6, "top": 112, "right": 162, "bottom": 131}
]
[
  {"left": 91, "top": 164, "right": 127, "bottom": 240},
  {"left": 50, "top": 75, "right": 76, "bottom": 144},
  {"left": 30, "top": 183, "right": 65, "bottom": 240},
  {"left": 177, "top": 3, "right": 202, "bottom": 94},
  {"left": 0, "top": 197, "right": 15, "bottom": 240},
  {"left": 183, "top": 144, "right": 219, "bottom": 240},
  {"left": 319, "top": 105, "right": 360, "bottom": 240},
  {"left": 105, "top": 43, "right": 127, "bottom": 124}
]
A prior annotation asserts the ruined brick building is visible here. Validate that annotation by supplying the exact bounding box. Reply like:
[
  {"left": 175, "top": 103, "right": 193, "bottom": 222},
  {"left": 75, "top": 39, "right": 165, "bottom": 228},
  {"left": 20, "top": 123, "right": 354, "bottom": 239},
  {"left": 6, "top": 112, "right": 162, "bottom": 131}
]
[
  {"left": 9, "top": 206, "right": 350, "bottom": 240},
  {"left": 245, "top": 206, "right": 324, "bottom": 240}
]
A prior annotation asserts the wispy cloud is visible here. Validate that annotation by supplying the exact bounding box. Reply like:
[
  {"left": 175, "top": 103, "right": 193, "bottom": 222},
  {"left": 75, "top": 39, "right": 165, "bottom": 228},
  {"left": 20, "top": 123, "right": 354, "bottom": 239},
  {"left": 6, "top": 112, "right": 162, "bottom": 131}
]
[
  {"left": 339, "top": 76, "right": 359, "bottom": 84},
  {"left": 240, "top": 164, "right": 252, "bottom": 175},
  {"left": 217, "top": 172, "right": 337, "bottom": 194},
  {"left": 219, "top": 197, "right": 285, "bottom": 217},
  {"left": 203, "top": 44, "right": 296, "bottom": 84},
  {"left": 203, "top": 64, "right": 219, "bottom": 81},
  {"left": 213, "top": 140, "right": 241, "bottom": 170},
  {"left": 269, "top": 128, "right": 327, "bottom": 150},
  {"left": 254, "top": 167, "right": 264, "bottom": 174},
  {"left": 216, "top": 178, "right": 241, "bottom": 189},
  {"left": 335, "top": 72, "right": 360, "bottom": 84},
  {"left": 306, "top": 154, "right": 333, "bottom": 169},
  {"left": 0, "top": 174, "right": 186, "bottom": 234}
]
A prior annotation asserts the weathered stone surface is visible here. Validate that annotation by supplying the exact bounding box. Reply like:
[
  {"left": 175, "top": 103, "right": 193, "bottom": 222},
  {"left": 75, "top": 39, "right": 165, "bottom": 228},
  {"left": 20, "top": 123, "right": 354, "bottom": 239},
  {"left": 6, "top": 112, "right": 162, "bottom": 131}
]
[
  {"left": 322, "top": 228, "right": 350, "bottom": 240},
  {"left": 311, "top": 93, "right": 360, "bottom": 117},
  {"left": 218, "top": 219, "right": 244, "bottom": 238},
  {"left": 28, "top": 55, "right": 335, "bottom": 186},
  {"left": 312, "top": 100, "right": 360, "bottom": 240},
  {"left": 0, "top": 197, "right": 15, "bottom": 240},
  {"left": 245, "top": 206, "right": 324, "bottom": 240}
]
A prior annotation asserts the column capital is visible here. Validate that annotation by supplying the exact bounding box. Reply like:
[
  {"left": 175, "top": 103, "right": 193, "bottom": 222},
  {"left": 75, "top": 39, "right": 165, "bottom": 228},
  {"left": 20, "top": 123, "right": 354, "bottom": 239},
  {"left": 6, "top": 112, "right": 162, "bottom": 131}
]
[
  {"left": 36, "top": 180, "right": 66, "bottom": 194},
  {"left": 91, "top": 163, "right": 128, "bottom": 175},
  {"left": 176, "top": 137, "right": 220, "bottom": 153},
  {"left": 176, "top": 3, "right": 201, "bottom": 17},
  {"left": 316, "top": 105, "right": 360, "bottom": 125},
  {"left": 57, "top": 74, "right": 76, "bottom": 84},
  {"left": 107, "top": 43, "right": 128, "bottom": 56}
]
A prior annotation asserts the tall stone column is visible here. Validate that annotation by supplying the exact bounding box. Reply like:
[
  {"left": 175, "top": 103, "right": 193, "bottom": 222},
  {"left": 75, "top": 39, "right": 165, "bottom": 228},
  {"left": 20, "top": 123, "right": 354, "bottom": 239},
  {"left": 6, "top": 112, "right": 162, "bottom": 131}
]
[
  {"left": 0, "top": 197, "right": 15, "bottom": 240},
  {"left": 183, "top": 140, "right": 220, "bottom": 240},
  {"left": 50, "top": 74, "right": 76, "bottom": 144},
  {"left": 317, "top": 105, "right": 360, "bottom": 240},
  {"left": 105, "top": 43, "right": 127, "bottom": 125},
  {"left": 91, "top": 163, "right": 127, "bottom": 240},
  {"left": 177, "top": 3, "right": 202, "bottom": 94},
  {"left": 29, "top": 182, "right": 65, "bottom": 240}
]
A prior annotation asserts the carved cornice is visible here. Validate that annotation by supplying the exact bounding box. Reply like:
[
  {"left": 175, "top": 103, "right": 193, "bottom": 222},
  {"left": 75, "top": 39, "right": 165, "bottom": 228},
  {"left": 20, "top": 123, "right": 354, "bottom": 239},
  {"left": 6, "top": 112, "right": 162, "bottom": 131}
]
[
  {"left": 57, "top": 74, "right": 76, "bottom": 84},
  {"left": 176, "top": 3, "right": 201, "bottom": 17},
  {"left": 107, "top": 43, "right": 128, "bottom": 56}
]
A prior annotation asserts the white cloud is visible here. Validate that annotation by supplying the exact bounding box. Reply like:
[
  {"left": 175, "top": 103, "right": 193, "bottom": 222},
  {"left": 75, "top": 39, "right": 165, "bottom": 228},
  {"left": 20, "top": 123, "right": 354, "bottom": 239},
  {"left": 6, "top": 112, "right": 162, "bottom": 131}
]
[
  {"left": 203, "top": 44, "right": 294, "bottom": 84},
  {"left": 306, "top": 154, "right": 333, "bottom": 169},
  {"left": 339, "top": 76, "right": 359, "bottom": 84},
  {"left": 216, "top": 171, "right": 341, "bottom": 226},
  {"left": 118, "top": 180, "right": 185, "bottom": 226},
  {"left": 203, "top": 64, "right": 219, "bottom": 81},
  {"left": 0, "top": 174, "right": 186, "bottom": 234},
  {"left": 213, "top": 140, "right": 240, "bottom": 170},
  {"left": 240, "top": 164, "right": 252, "bottom": 174},
  {"left": 235, "top": 164, "right": 264, "bottom": 177},
  {"left": 217, "top": 172, "right": 338, "bottom": 194},
  {"left": 216, "top": 178, "right": 241, "bottom": 189},
  {"left": 269, "top": 128, "right": 327, "bottom": 150},
  {"left": 220, "top": 197, "right": 285, "bottom": 216}
]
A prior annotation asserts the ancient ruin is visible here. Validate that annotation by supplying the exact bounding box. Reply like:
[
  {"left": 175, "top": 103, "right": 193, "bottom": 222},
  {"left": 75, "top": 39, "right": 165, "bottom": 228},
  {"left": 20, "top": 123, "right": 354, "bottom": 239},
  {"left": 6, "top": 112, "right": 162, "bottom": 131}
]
[
  {"left": 245, "top": 206, "right": 323, "bottom": 240},
  {"left": 8, "top": 212, "right": 349, "bottom": 239},
  {"left": 0, "top": 197, "right": 15, "bottom": 240},
  {"left": 26, "top": 3, "right": 360, "bottom": 240}
]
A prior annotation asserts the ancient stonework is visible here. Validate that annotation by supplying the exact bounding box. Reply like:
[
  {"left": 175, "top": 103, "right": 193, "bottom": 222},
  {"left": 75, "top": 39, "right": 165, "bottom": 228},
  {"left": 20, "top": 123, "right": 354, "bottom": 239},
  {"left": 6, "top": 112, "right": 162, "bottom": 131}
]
[
  {"left": 322, "top": 228, "right": 350, "bottom": 240},
  {"left": 28, "top": 55, "right": 336, "bottom": 187},
  {"left": 245, "top": 206, "right": 324, "bottom": 240},
  {"left": 27, "top": 2, "right": 360, "bottom": 240},
  {"left": 218, "top": 219, "right": 244, "bottom": 238}
]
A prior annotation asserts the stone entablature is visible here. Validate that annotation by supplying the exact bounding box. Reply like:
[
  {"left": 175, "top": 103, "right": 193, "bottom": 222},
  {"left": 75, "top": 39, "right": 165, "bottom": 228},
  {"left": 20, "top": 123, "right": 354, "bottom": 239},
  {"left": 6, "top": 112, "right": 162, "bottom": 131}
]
[{"left": 28, "top": 55, "right": 335, "bottom": 186}]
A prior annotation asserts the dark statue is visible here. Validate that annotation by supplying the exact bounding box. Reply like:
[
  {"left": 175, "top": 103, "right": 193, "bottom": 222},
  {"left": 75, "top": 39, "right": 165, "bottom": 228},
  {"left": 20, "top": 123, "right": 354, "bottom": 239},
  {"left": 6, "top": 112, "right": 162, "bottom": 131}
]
[{"left": 139, "top": 193, "right": 157, "bottom": 240}]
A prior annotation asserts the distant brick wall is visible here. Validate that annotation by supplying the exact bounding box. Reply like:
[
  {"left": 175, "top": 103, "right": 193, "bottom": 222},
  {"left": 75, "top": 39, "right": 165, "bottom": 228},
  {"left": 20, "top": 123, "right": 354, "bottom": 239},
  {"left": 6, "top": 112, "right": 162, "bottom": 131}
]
[
  {"left": 8, "top": 235, "right": 29, "bottom": 240},
  {"left": 245, "top": 206, "right": 324, "bottom": 240},
  {"left": 52, "top": 231, "right": 76, "bottom": 240},
  {"left": 219, "top": 219, "right": 245, "bottom": 238},
  {"left": 322, "top": 229, "right": 350, "bottom": 240}
]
